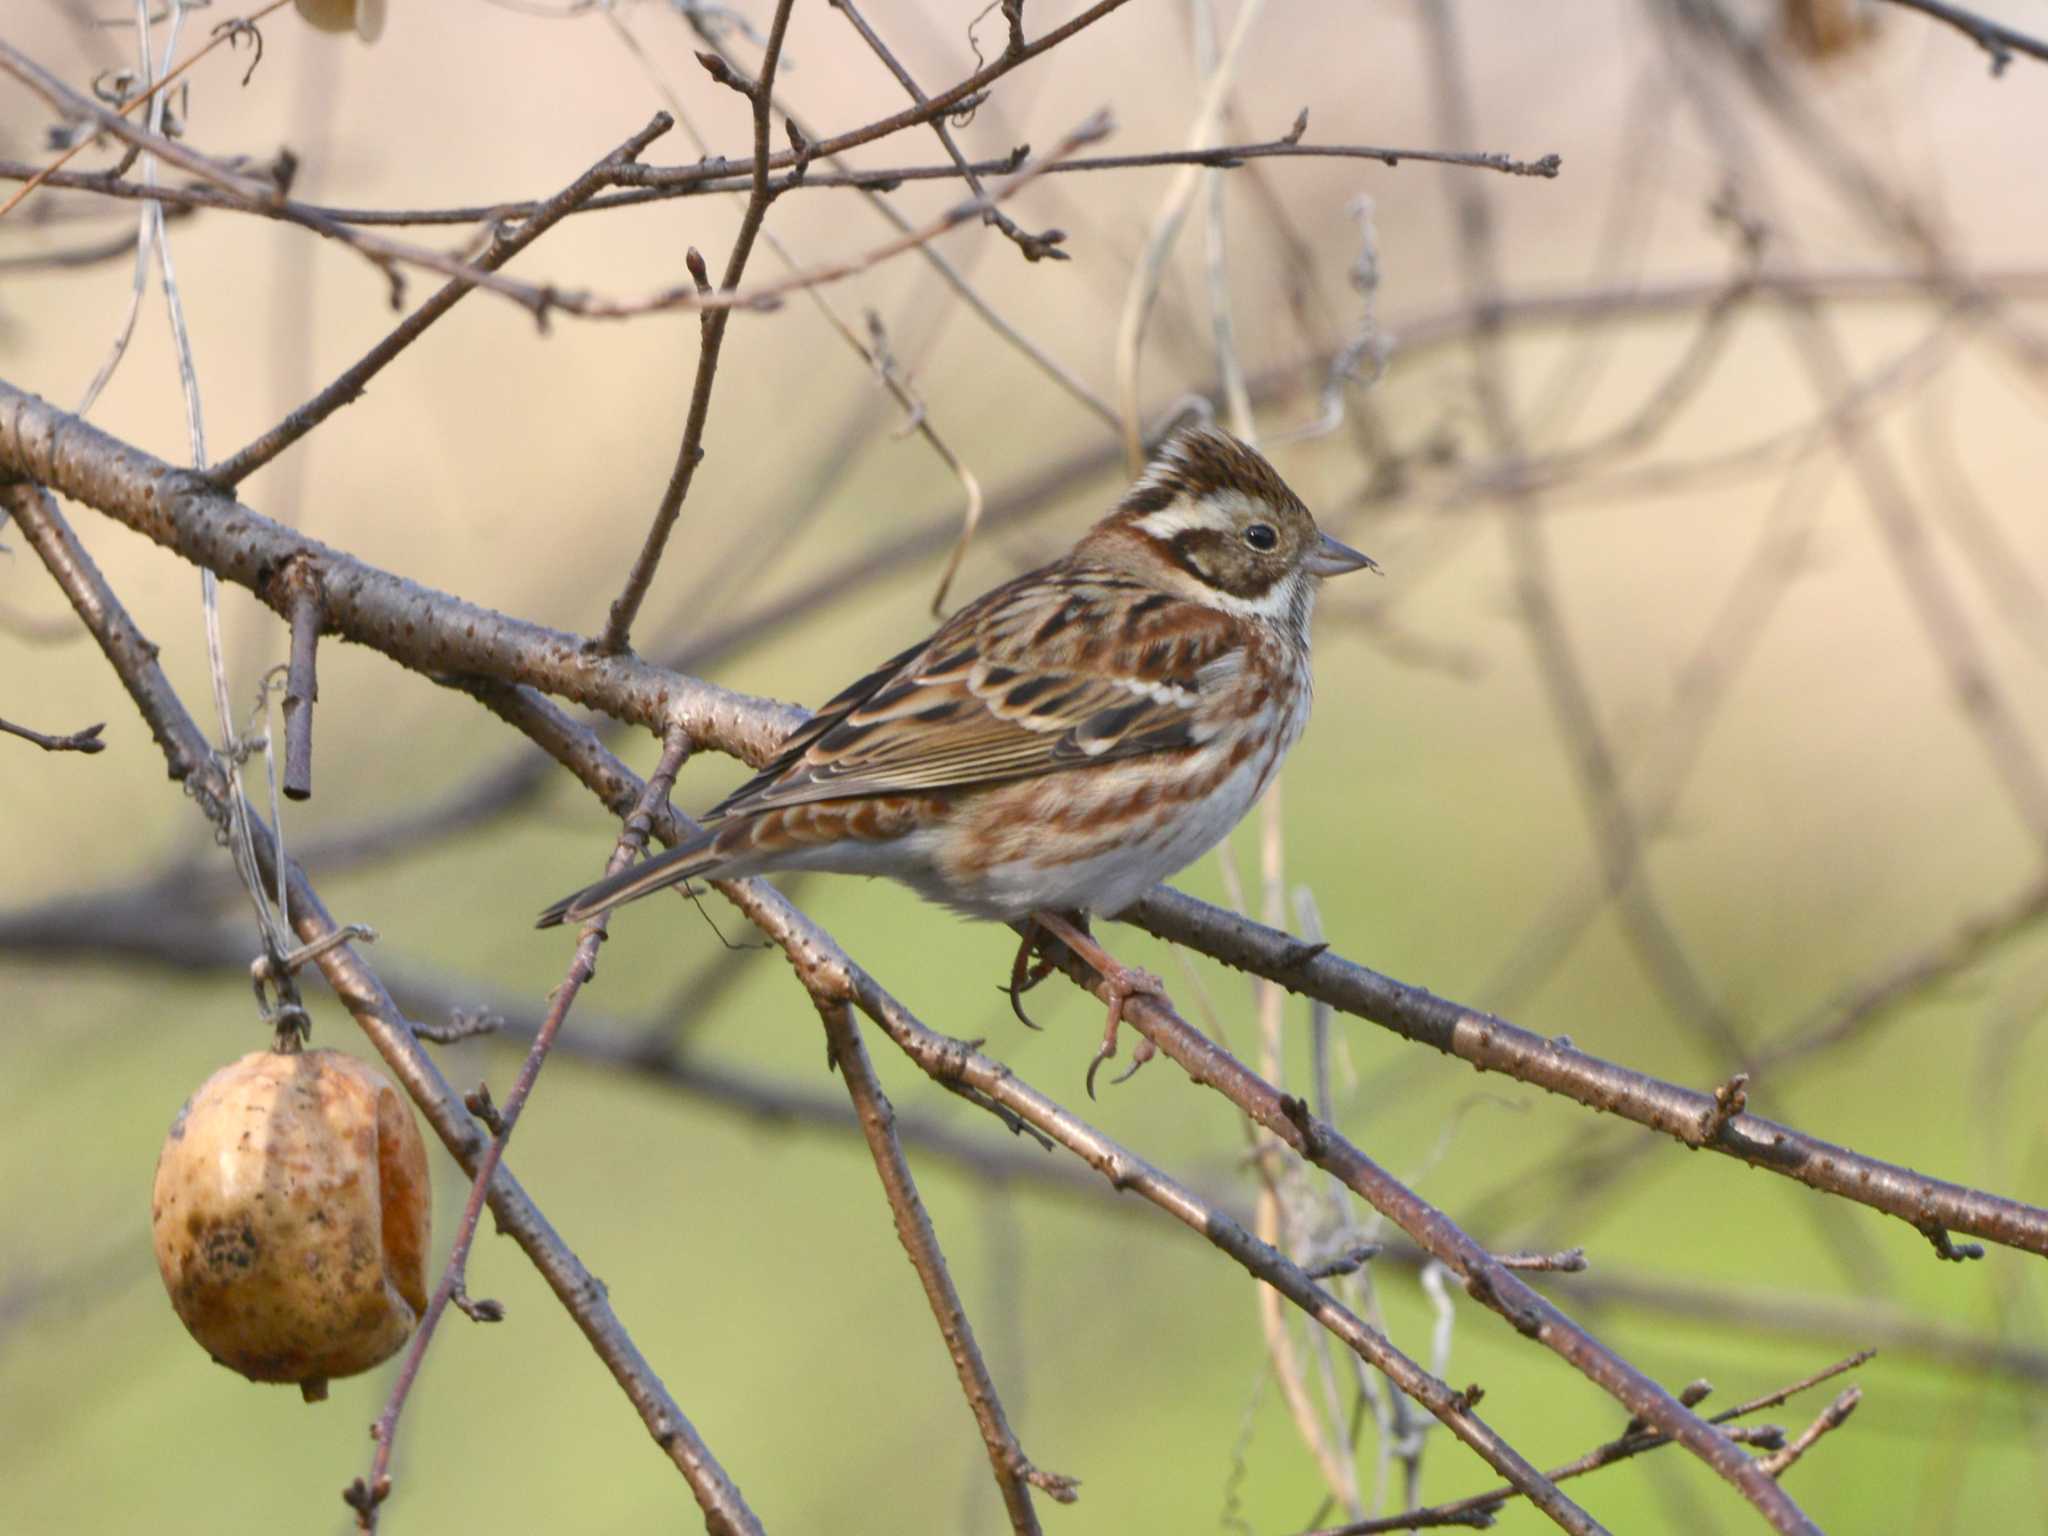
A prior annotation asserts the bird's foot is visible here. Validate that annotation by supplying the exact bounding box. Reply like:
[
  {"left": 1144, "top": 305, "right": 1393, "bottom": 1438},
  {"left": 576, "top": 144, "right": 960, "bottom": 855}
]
[
  {"left": 1030, "top": 910, "right": 1167, "bottom": 1096},
  {"left": 1083, "top": 966, "right": 1165, "bottom": 1099}
]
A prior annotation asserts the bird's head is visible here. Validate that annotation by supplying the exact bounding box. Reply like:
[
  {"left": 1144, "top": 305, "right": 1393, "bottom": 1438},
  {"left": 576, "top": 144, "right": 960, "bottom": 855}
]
[{"left": 1082, "top": 425, "right": 1375, "bottom": 626}]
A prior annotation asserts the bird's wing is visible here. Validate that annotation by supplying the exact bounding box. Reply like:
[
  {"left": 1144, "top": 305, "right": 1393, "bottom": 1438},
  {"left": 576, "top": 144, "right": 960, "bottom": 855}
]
[{"left": 705, "top": 566, "right": 1247, "bottom": 818}]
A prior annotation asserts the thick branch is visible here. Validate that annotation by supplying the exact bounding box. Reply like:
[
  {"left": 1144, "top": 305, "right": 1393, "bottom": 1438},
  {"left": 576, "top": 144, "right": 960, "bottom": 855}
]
[
  {"left": 8, "top": 376, "right": 2045, "bottom": 1265},
  {"left": 0, "top": 378, "right": 804, "bottom": 757}
]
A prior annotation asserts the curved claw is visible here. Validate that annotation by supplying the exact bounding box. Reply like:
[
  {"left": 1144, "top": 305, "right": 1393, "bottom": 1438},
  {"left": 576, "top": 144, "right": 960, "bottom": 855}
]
[
  {"left": 1110, "top": 1042, "right": 1154, "bottom": 1087},
  {"left": 1005, "top": 924, "right": 1056, "bottom": 1031},
  {"left": 1085, "top": 1042, "right": 1112, "bottom": 1101},
  {"left": 1006, "top": 985, "right": 1042, "bottom": 1031}
]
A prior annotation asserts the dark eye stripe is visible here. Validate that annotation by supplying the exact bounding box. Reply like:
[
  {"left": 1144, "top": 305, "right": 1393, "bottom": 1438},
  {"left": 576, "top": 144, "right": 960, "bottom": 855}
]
[{"left": 1167, "top": 530, "right": 1219, "bottom": 583}]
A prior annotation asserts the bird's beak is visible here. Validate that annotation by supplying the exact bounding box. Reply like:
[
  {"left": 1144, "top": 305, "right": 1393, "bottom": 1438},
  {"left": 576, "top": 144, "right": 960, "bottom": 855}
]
[{"left": 1305, "top": 531, "right": 1378, "bottom": 579}]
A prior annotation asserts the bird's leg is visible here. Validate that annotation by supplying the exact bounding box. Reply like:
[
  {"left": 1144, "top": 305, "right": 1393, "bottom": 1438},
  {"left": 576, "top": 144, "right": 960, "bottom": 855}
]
[
  {"left": 1004, "top": 918, "right": 1058, "bottom": 1030},
  {"left": 1031, "top": 909, "right": 1166, "bottom": 1096}
]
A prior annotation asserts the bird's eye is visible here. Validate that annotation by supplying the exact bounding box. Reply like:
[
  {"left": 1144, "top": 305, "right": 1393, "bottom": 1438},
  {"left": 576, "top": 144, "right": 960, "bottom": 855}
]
[{"left": 1243, "top": 523, "right": 1278, "bottom": 552}]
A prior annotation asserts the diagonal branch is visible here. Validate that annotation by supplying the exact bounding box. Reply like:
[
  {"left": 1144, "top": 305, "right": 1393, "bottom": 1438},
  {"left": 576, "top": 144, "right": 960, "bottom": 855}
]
[
  {"left": 0, "top": 376, "right": 805, "bottom": 755},
  {"left": 355, "top": 731, "right": 693, "bottom": 1530},
  {"left": 1872, "top": 0, "right": 2048, "bottom": 74},
  {"left": 9, "top": 374, "right": 2048, "bottom": 1263},
  {"left": 2, "top": 480, "right": 763, "bottom": 1534},
  {"left": 493, "top": 690, "right": 1606, "bottom": 1535},
  {"left": 597, "top": 0, "right": 798, "bottom": 656},
  {"left": 208, "top": 112, "right": 676, "bottom": 488},
  {"left": 815, "top": 996, "right": 1074, "bottom": 1529},
  {"left": 1023, "top": 931, "right": 1822, "bottom": 1535},
  {"left": 1127, "top": 885, "right": 2048, "bottom": 1257}
]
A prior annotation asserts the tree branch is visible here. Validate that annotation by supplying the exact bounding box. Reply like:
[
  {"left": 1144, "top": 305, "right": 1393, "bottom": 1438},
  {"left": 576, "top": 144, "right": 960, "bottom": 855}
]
[{"left": 3, "top": 480, "right": 763, "bottom": 1534}]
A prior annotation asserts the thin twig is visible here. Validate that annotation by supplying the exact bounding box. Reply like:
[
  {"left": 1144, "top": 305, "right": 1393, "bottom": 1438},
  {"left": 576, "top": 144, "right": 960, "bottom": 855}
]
[
  {"left": 0, "top": 0, "right": 292, "bottom": 221},
  {"left": 1300, "top": 1351, "right": 1875, "bottom": 1534},
  {"left": 1872, "top": 0, "right": 2048, "bottom": 74},
  {"left": 208, "top": 113, "right": 677, "bottom": 487},
  {"left": 574, "top": 110, "right": 1115, "bottom": 322},
  {"left": 0, "top": 133, "right": 1564, "bottom": 230},
  {"left": 815, "top": 997, "right": 1075, "bottom": 1528},
  {"left": 595, "top": 0, "right": 798, "bottom": 655},
  {"left": 830, "top": 0, "right": 1068, "bottom": 261},
  {"left": 1025, "top": 934, "right": 1823, "bottom": 1534},
  {"left": 355, "top": 732, "right": 693, "bottom": 1530},
  {"left": 0, "top": 716, "right": 107, "bottom": 753}
]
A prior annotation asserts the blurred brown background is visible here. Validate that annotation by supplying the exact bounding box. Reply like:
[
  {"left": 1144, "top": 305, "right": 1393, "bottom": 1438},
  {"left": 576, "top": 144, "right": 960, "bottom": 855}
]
[{"left": 4, "top": 1, "right": 2047, "bottom": 1531}]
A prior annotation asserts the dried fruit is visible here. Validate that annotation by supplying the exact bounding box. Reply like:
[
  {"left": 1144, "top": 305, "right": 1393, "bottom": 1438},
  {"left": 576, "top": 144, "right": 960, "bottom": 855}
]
[
  {"left": 151, "top": 1049, "right": 431, "bottom": 1401},
  {"left": 292, "top": 0, "right": 386, "bottom": 43}
]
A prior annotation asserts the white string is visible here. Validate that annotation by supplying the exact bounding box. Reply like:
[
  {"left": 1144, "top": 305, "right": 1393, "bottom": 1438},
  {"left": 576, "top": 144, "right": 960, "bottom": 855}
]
[{"left": 135, "top": 0, "right": 296, "bottom": 970}]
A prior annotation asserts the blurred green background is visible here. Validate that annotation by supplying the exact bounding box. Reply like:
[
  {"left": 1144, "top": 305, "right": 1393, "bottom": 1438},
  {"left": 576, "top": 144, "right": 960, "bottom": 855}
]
[{"left": 5, "top": 1, "right": 2047, "bottom": 1532}]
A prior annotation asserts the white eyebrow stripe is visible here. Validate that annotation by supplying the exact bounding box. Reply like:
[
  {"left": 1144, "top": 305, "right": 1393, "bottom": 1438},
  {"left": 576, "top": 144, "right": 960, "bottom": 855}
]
[
  {"left": 1134, "top": 504, "right": 1207, "bottom": 541},
  {"left": 1135, "top": 488, "right": 1269, "bottom": 544}
]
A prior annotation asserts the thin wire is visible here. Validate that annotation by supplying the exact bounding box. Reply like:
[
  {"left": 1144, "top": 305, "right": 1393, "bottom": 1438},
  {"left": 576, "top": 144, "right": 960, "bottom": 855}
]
[{"left": 137, "top": 0, "right": 295, "bottom": 961}]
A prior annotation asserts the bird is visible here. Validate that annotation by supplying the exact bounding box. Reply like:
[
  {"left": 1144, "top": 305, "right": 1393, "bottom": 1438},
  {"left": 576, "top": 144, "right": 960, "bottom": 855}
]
[{"left": 539, "top": 425, "right": 1375, "bottom": 1090}]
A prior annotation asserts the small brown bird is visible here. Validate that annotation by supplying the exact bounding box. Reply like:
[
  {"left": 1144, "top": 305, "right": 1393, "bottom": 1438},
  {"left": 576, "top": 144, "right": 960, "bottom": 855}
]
[{"left": 540, "top": 427, "right": 1374, "bottom": 1086}]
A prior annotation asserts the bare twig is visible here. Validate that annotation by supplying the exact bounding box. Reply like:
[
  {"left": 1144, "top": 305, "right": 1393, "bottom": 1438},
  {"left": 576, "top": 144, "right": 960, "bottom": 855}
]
[
  {"left": 356, "top": 731, "right": 693, "bottom": 1530},
  {"left": 815, "top": 997, "right": 1075, "bottom": 1529},
  {"left": 0, "top": 0, "right": 292, "bottom": 221},
  {"left": 278, "top": 559, "right": 320, "bottom": 799},
  {"left": 595, "top": 0, "right": 798, "bottom": 655},
  {"left": 0, "top": 716, "right": 107, "bottom": 753},
  {"left": 1754, "top": 1388, "right": 1861, "bottom": 1479},
  {"left": 1025, "top": 934, "right": 1823, "bottom": 1534},
  {"left": 574, "top": 111, "right": 1116, "bottom": 322},
  {"left": 1872, "top": 0, "right": 2048, "bottom": 74},
  {"left": 208, "top": 113, "right": 677, "bottom": 488},
  {"left": 1128, "top": 886, "right": 2048, "bottom": 1258},
  {"left": 0, "top": 133, "right": 1560, "bottom": 230},
  {"left": 1301, "top": 1351, "right": 1875, "bottom": 1534},
  {"left": 831, "top": 0, "right": 1068, "bottom": 261}
]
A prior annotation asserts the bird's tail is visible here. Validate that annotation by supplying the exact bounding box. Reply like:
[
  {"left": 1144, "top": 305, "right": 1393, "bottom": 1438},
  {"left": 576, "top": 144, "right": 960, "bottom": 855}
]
[{"left": 535, "top": 830, "right": 723, "bottom": 929}]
